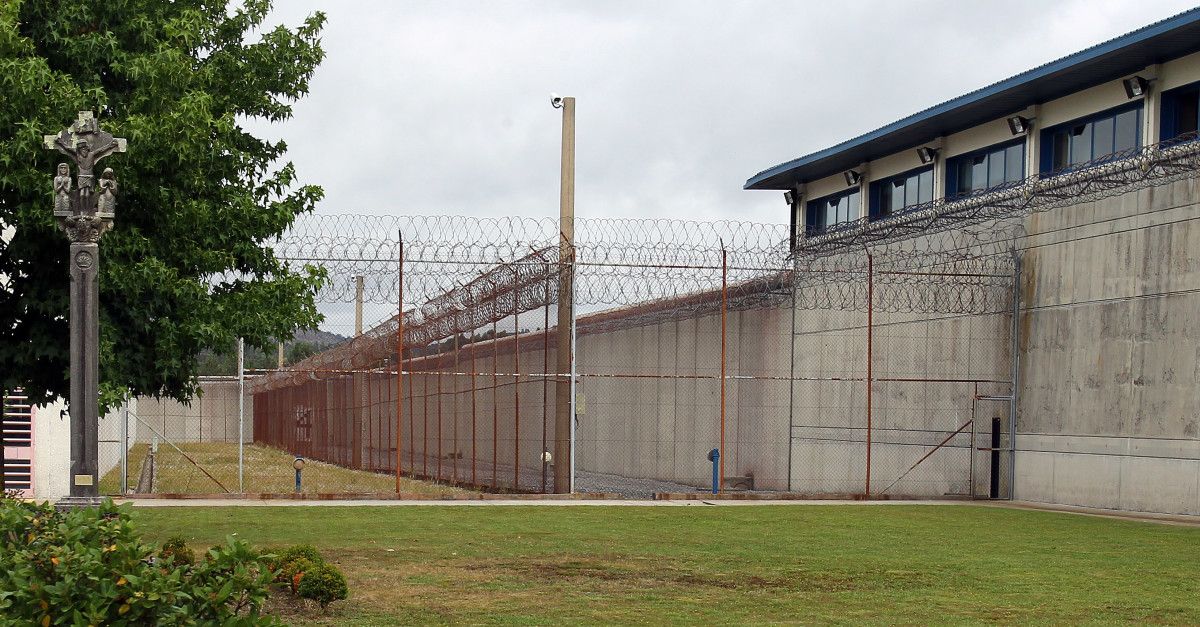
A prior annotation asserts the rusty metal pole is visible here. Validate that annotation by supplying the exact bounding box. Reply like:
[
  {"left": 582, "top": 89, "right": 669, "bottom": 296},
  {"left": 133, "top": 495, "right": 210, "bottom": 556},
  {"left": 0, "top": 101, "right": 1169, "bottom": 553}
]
[
  {"left": 423, "top": 355, "right": 429, "bottom": 478},
  {"left": 553, "top": 95, "right": 576, "bottom": 494},
  {"left": 437, "top": 354, "right": 443, "bottom": 482},
  {"left": 395, "top": 238, "right": 404, "bottom": 492},
  {"left": 470, "top": 330, "right": 478, "bottom": 486},
  {"left": 513, "top": 276, "right": 521, "bottom": 492},
  {"left": 452, "top": 330, "right": 459, "bottom": 484},
  {"left": 542, "top": 270, "right": 550, "bottom": 493},
  {"left": 720, "top": 246, "right": 728, "bottom": 492},
  {"left": 865, "top": 250, "right": 874, "bottom": 497},
  {"left": 492, "top": 318, "right": 499, "bottom": 490}
]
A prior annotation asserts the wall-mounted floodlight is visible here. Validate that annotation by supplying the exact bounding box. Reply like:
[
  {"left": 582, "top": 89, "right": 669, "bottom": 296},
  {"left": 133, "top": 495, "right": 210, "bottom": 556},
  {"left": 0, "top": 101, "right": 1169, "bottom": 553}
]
[
  {"left": 784, "top": 190, "right": 796, "bottom": 205},
  {"left": 1122, "top": 76, "right": 1151, "bottom": 99},
  {"left": 916, "top": 146, "right": 938, "bottom": 164},
  {"left": 1007, "top": 115, "right": 1034, "bottom": 136},
  {"left": 843, "top": 169, "right": 862, "bottom": 186}
]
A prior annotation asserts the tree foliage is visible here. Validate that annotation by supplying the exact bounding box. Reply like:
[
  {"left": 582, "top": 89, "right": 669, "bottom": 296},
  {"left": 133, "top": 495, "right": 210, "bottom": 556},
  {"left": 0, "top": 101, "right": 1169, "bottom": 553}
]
[
  {"left": 0, "top": 0, "right": 326, "bottom": 409},
  {"left": 195, "top": 338, "right": 340, "bottom": 376},
  {"left": 0, "top": 495, "right": 280, "bottom": 624}
]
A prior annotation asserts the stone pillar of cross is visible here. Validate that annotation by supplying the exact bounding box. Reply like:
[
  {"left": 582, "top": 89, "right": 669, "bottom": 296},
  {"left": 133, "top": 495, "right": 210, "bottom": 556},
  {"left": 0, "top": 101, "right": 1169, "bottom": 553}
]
[{"left": 43, "top": 111, "right": 127, "bottom": 506}]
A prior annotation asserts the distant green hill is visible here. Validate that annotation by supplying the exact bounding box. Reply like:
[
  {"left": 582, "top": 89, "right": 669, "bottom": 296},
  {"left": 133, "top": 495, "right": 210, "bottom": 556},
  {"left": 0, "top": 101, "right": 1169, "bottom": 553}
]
[{"left": 195, "top": 330, "right": 348, "bottom": 376}]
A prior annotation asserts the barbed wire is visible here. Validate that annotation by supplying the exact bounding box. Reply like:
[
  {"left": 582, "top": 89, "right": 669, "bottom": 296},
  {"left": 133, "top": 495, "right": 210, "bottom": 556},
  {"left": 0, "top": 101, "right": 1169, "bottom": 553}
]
[
  {"left": 245, "top": 133, "right": 1200, "bottom": 394},
  {"left": 263, "top": 215, "right": 790, "bottom": 306}
]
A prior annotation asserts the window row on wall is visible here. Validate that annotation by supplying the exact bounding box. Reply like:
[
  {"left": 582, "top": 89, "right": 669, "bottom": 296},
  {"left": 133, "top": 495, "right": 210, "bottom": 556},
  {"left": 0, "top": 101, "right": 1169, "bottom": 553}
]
[{"left": 804, "top": 81, "right": 1200, "bottom": 236}]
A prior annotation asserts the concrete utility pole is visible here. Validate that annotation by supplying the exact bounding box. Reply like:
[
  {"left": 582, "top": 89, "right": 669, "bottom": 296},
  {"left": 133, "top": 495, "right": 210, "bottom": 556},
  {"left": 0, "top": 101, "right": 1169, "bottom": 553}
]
[
  {"left": 44, "top": 111, "right": 127, "bottom": 506},
  {"left": 355, "top": 274, "right": 365, "bottom": 335},
  {"left": 552, "top": 94, "right": 575, "bottom": 493}
]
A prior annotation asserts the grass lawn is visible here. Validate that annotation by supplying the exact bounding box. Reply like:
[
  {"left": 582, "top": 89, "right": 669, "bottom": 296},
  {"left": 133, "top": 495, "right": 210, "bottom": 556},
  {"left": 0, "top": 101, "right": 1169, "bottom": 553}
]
[
  {"left": 130, "top": 504, "right": 1200, "bottom": 625},
  {"left": 100, "top": 443, "right": 465, "bottom": 497}
]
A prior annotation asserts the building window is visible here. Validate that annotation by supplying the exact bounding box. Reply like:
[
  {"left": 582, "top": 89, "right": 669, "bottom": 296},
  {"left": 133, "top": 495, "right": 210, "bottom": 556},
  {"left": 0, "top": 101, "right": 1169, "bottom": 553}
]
[
  {"left": 1160, "top": 82, "right": 1199, "bottom": 144},
  {"left": 869, "top": 166, "right": 933, "bottom": 217},
  {"left": 946, "top": 140, "right": 1025, "bottom": 198},
  {"left": 806, "top": 187, "right": 861, "bottom": 235},
  {"left": 1041, "top": 103, "right": 1142, "bottom": 173}
]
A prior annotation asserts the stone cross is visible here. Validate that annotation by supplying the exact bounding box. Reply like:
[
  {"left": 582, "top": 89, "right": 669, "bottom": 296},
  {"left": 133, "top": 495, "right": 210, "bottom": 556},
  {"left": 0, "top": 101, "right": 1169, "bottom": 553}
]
[{"left": 43, "top": 111, "right": 127, "bottom": 506}]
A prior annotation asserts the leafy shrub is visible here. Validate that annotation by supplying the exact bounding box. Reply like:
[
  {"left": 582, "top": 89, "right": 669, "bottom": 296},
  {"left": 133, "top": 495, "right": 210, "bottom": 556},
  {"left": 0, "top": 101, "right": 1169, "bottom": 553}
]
[
  {"left": 159, "top": 536, "right": 195, "bottom": 567},
  {"left": 0, "top": 497, "right": 280, "bottom": 625},
  {"left": 265, "top": 543, "right": 351, "bottom": 610},
  {"left": 272, "top": 543, "right": 324, "bottom": 584},
  {"left": 277, "top": 544, "right": 323, "bottom": 567},
  {"left": 296, "top": 561, "right": 349, "bottom": 608},
  {"left": 283, "top": 557, "right": 318, "bottom": 592}
]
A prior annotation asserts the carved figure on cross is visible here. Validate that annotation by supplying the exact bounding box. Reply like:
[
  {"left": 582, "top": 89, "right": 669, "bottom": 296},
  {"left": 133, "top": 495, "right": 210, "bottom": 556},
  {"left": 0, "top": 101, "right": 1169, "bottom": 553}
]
[{"left": 43, "top": 111, "right": 127, "bottom": 214}]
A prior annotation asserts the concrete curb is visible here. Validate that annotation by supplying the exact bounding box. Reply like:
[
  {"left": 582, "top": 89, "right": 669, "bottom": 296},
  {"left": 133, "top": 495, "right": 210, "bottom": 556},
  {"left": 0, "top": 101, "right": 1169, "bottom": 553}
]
[
  {"left": 119, "top": 491, "right": 623, "bottom": 501},
  {"left": 653, "top": 492, "right": 975, "bottom": 501},
  {"left": 982, "top": 500, "right": 1200, "bottom": 527}
]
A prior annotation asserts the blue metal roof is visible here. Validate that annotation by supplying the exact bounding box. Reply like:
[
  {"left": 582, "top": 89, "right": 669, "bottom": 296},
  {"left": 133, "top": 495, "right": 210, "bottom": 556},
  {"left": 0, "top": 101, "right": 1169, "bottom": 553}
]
[{"left": 744, "top": 7, "right": 1200, "bottom": 191}]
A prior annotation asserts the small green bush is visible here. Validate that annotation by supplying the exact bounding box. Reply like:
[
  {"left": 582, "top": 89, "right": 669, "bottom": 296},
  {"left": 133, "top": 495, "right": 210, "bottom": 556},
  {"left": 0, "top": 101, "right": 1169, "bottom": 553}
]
[
  {"left": 272, "top": 543, "right": 324, "bottom": 584},
  {"left": 159, "top": 535, "right": 195, "bottom": 567},
  {"left": 0, "top": 496, "right": 280, "bottom": 625},
  {"left": 277, "top": 543, "right": 323, "bottom": 566},
  {"left": 282, "top": 557, "right": 318, "bottom": 591},
  {"left": 296, "top": 561, "right": 349, "bottom": 608}
]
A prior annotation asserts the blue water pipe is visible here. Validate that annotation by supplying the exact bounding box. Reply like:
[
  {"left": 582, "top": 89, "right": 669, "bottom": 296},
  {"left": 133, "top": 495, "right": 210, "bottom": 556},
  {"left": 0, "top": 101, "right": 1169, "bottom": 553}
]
[
  {"left": 294, "top": 457, "right": 305, "bottom": 493},
  {"left": 706, "top": 448, "right": 720, "bottom": 495}
]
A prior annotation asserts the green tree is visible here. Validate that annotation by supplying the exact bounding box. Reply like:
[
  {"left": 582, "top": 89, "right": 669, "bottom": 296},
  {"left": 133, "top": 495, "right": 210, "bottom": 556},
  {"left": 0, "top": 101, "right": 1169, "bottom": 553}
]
[{"left": 0, "top": 0, "right": 326, "bottom": 409}]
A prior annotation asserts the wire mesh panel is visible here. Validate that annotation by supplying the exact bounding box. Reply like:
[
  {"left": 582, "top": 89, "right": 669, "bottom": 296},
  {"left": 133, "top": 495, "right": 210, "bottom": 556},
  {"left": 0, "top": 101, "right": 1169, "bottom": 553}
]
[{"left": 97, "top": 377, "right": 251, "bottom": 495}]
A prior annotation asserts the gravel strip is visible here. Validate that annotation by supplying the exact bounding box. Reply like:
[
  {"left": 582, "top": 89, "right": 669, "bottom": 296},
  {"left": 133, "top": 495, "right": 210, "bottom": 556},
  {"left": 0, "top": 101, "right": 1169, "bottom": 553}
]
[{"left": 573, "top": 470, "right": 702, "bottom": 498}]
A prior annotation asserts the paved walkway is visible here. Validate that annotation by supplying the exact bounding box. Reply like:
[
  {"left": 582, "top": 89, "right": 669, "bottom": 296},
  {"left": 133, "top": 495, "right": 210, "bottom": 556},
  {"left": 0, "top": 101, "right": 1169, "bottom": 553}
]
[
  {"left": 119, "top": 497, "right": 964, "bottom": 506},
  {"left": 119, "top": 498, "right": 958, "bottom": 507},
  {"left": 115, "top": 497, "right": 1200, "bottom": 526}
]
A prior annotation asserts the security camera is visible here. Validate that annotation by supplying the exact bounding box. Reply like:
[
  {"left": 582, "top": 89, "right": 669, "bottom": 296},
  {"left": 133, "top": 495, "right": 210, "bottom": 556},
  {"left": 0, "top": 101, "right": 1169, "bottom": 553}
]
[{"left": 550, "top": 93, "right": 565, "bottom": 109}]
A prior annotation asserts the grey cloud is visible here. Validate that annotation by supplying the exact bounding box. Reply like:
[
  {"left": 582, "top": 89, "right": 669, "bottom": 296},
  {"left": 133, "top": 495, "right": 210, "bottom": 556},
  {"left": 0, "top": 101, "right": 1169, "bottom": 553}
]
[{"left": 250, "top": 0, "right": 1196, "bottom": 223}]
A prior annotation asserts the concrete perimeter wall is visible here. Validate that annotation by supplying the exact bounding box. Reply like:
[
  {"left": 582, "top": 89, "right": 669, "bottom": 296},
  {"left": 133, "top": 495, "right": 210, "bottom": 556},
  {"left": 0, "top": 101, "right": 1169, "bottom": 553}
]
[
  {"left": 575, "top": 306, "right": 794, "bottom": 490},
  {"left": 1016, "top": 177, "right": 1200, "bottom": 515}
]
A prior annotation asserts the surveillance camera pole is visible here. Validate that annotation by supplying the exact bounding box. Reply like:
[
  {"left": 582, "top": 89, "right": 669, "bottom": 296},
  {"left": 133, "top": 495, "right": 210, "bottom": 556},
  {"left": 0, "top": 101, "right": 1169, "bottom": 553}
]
[{"left": 553, "top": 96, "right": 575, "bottom": 494}]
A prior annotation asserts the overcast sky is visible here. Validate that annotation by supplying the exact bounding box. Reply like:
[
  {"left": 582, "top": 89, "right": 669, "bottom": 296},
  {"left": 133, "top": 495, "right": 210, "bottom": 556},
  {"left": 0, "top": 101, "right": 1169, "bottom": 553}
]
[{"left": 248, "top": 0, "right": 1198, "bottom": 228}]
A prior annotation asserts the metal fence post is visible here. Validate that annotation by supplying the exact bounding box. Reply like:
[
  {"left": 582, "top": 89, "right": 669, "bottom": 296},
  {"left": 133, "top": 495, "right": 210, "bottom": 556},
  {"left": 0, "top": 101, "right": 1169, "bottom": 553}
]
[
  {"left": 237, "top": 337, "right": 244, "bottom": 493},
  {"left": 120, "top": 400, "right": 129, "bottom": 495},
  {"left": 865, "top": 250, "right": 874, "bottom": 497},
  {"left": 719, "top": 245, "right": 728, "bottom": 492},
  {"left": 396, "top": 236, "right": 405, "bottom": 492},
  {"left": 1009, "top": 250, "right": 1021, "bottom": 499}
]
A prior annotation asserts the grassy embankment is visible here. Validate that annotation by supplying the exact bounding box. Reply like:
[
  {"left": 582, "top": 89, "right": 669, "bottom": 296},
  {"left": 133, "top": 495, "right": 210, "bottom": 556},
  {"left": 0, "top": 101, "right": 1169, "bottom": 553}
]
[{"left": 100, "top": 442, "right": 464, "bottom": 496}]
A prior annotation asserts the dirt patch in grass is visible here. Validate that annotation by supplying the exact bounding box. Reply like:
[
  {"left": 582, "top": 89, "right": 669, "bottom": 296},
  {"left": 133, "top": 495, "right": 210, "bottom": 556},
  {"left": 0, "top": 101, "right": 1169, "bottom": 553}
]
[{"left": 478, "top": 555, "right": 931, "bottom": 593}]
